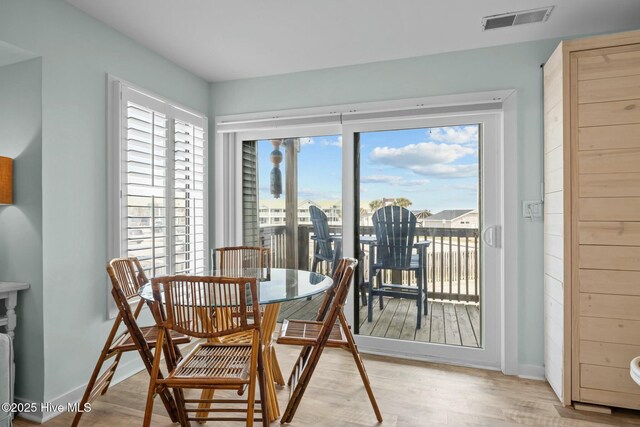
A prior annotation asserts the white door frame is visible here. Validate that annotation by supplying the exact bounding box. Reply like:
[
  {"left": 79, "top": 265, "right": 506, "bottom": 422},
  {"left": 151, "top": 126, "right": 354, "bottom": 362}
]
[
  {"left": 214, "top": 90, "right": 519, "bottom": 375},
  {"left": 342, "top": 112, "right": 502, "bottom": 370}
]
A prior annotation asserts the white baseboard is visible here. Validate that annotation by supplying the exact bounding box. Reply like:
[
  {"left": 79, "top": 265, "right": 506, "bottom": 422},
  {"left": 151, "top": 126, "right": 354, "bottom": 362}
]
[
  {"left": 518, "top": 363, "right": 545, "bottom": 380},
  {"left": 15, "top": 357, "right": 145, "bottom": 423}
]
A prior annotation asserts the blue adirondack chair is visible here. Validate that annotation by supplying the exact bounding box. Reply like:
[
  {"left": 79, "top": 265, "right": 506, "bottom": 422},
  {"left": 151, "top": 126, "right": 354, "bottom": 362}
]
[
  {"left": 309, "top": 205, "right": 337, "bottom": 274},
  {"left": 368, "top": 206, "right": 430, "bottom": 329},
  {"left": 311, "top": 206, "right": 374, "bottom": 306}
]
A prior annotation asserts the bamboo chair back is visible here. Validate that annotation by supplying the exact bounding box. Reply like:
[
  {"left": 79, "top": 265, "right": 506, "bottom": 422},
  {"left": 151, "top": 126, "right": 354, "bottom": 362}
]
[
  {"left": 215, "top": 246, "right": 271, "bottom": 278},
  {"left": 372, "top": 205, "right": 417, "bottom": 269},
  {"left": 316, "top": 258, "right": 356, "bottom": 341},
  {"left": 151, "top": 276, "right": 260, "bottom": 339},
  {"left": 107, "top": 257, "right": 148, "bottom": 301},
  {"left": 313, "top": 257, "right": 348, "bottom": 322}
]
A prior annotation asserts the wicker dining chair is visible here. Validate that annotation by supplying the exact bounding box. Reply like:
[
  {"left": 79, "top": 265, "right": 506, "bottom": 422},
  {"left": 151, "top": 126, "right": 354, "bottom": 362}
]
[
  {"left": 144, "top": 276, "right": 269, "bottom": 427},
  {"left": 210, "top": 246, "right": 278, "bottom": 360},
  {"left": 72, "top": 257, "right": 190, "bottom": 426},
  {"left": 198, "top": 246, "right": 283, "bottom": 422},
  {"left": 213, "top": 246, "right": 271, "bottom": 278},
  {"left": 276, "top": 258, "right": 383, "bottom": 424}
]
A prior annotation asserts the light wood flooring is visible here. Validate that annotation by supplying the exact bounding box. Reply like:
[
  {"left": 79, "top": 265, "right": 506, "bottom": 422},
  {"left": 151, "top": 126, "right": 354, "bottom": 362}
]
[
  {"left": 278, "top": 296, "right": 481, "bottom": 347},
  {"left": 17, "top": 343, "right": 640, "bottom": 427}
]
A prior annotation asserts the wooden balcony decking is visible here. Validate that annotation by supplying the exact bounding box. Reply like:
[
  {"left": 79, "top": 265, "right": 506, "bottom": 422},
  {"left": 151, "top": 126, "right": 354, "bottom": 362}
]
[{"left": 278, "top": 296, "right": 481, "bottom": 348}]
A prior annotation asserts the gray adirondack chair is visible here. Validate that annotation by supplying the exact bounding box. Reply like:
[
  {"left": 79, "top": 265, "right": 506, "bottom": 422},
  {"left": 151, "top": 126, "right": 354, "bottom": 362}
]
[
  {"left": 368, "top": 206, "right": 430, "bottom": 329},
  {"left": 309, "top": 205, "right": 337, "bottom": 274}
]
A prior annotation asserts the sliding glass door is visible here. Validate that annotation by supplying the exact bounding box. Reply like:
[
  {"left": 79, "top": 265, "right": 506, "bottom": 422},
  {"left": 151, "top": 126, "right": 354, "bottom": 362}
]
[
  {"left": 228, "top": 110, "right": 503, "bottom": 368},
  {"left": 239, "top": 130, "right": 343, "bottom": 319},
  {"left": 344, "top": 112, "right": 502, "bottom": 368}
]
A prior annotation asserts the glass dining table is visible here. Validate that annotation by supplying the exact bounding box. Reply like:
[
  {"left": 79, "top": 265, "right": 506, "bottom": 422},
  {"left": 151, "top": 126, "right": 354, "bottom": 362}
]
[{"left": 138, "top": 268, "right": 334, "bottom": 423}]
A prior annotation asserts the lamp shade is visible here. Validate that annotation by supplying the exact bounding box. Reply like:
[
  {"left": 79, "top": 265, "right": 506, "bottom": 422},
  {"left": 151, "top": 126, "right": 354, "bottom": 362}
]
[{"left": 0, "top": 157, "right": 13, "bottom": 205}]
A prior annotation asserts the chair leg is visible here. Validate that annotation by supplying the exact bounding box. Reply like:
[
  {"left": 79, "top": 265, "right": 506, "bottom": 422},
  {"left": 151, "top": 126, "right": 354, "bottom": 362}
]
[
  {"left": 72, "top": 314, "right": 125, "bottom": 427},
  {"left": 367, "top": 283, "right": 374, "bottom": 322},
  {"left": 246, "top": 345, "right": 259, "bottom": 427},
  {"left": 71, "top": 350, "right": 118, "bottom": 427},
  {"left": 311, "top": 256, "right": 319, "bottom": 273},
  {"left": 357, "top": 250, "right": 368, "bottom": 307},
  {"left": 281, "top": 347, "right": 323, "bottom": 424},
  {"left": 173, "top": 387, "right": 189, "bottom": 427},
  {"left": 257, "top": 345, "right": 269, "bottom": 427},
  {"left": 416, "top": 271, "right": 422, "bottom": 329},
  {"left": 377, "top": 271, "right": 384, "bottom": 310},
  {"left": 423, "top": 274, "right": 429, "bottom": 314},
  {"left": 339, "top": 313, "right": 383, "bottom": 423},
  {"left": 142, "top": 389, "right": 156, "bottom": 427},
  {"left": 143, "top": 329, "right": 165, "bottom": 427},
  {"left": 360, "top": 282, "right": 368, "bottom": 307}
]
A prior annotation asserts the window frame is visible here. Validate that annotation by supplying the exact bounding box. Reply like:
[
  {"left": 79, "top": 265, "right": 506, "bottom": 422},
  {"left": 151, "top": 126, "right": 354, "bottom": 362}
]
[{"left": 107, "top": 75, "right": 209, "bottom": 287}]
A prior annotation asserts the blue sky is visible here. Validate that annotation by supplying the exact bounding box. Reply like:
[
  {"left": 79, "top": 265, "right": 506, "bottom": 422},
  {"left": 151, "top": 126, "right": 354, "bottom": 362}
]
[{"left": 256, "top": 124, "right": 479, "bottom": 213}]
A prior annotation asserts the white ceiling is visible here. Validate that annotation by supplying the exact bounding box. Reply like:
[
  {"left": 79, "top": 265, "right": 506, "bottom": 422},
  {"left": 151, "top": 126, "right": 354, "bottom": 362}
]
[{"left": 65, "top": 0, "right": 640, "bottom": 82}]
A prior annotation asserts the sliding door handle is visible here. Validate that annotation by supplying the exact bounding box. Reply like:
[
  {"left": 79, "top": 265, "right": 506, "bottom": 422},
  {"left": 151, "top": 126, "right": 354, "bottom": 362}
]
[{"left": 482, "top": 225, "right": 501, "bottom": 249}]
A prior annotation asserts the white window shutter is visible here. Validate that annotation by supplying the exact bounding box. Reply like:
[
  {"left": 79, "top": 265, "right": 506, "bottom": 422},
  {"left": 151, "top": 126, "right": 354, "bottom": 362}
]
[
  {"left": 123, "top": 99, "right": 169, "bottom": 277},
  {"left": 115, "top": 82, "right": 208, "bottom": 278},
  {"left": 173, "top": 118, "right": 207, "bottom": 274}
]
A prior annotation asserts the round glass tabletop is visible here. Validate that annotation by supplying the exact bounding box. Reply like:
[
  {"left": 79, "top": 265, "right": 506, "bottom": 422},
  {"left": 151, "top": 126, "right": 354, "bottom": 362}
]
[{"left": 138, "top": 268, "right": 333, "bottom": 306}]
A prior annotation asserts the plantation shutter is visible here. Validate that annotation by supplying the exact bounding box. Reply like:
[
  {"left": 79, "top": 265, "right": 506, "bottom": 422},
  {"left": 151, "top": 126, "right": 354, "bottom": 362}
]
[
  {"left": 118, "top": 84, "right": 208, "bottom": 277},
  {"left": 122, "top": 90, "right": 169, "bottom": 277},
  {"left": 173, "top": 116, "right": 207, "bottom": 274},
  {"left": 242, "top": 141, "right": 259, "bottom": 246}
]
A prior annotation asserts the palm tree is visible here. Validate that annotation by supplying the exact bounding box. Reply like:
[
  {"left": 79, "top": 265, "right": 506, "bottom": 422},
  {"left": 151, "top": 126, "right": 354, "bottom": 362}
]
[
  {"left": 369, "top": 199, "right": 384, "bottom": 211},
  {"left": 395, "top": 197, "right": 412, "bottom": 208},
  {"left": 369, "top": 197, "right": 413, "bottom": 210}
]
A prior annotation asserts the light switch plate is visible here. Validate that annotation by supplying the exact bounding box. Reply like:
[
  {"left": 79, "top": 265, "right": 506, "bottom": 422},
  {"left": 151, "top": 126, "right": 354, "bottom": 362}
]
[{"left": 522, "top": 200, "right": 543, "bottom": 219}]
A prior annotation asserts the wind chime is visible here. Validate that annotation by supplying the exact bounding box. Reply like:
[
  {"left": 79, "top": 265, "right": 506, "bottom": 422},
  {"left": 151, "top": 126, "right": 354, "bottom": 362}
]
[{"left": 270, "top": 139, "right": 283, "bottom": 198}]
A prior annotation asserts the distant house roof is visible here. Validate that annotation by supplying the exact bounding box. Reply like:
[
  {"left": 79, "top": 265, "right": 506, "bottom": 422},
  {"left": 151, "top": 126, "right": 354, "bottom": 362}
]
[{"left": 425, "top": 209, "right": 475, "bottom": 221}]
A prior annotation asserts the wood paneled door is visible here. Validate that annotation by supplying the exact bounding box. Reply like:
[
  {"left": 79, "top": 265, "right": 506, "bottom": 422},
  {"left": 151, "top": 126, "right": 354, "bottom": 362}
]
[
  {"left": 572, "top": 41, "right": 640, "bottom": 410},
  {"left": 544, "top": 29, "right": 640, "bottom": 410}
]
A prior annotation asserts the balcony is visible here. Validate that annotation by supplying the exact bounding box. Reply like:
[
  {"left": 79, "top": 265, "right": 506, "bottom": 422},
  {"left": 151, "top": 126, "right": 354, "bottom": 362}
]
[{"left": 261, "top": 224, "right": 481, "bottom": 347}]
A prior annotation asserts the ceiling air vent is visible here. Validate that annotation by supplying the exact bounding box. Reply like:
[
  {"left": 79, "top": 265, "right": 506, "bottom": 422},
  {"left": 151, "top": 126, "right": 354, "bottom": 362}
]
[{"left": 482, "top": 6, "right": 554, "bottom": 30}]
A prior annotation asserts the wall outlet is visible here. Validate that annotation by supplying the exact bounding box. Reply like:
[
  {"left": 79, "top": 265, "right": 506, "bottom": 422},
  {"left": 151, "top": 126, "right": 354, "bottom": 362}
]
[{"left": 522, "top": 200, "right": 543, "bottom": 220}]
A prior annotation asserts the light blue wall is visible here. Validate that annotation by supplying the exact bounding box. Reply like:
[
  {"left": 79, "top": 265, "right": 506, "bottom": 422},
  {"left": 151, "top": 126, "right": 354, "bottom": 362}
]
[
  {"left": 0, "top": 57, "right": 44, "bottom": 402},
  {"left": 211, "top": 39, "right": 562, "bottom": 369},
  {"left": 0, "top": 0, "right": 210, "bottom": 402}
]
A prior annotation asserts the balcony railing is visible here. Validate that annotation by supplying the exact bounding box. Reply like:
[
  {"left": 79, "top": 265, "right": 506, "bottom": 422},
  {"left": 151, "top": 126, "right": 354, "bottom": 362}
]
[{"left": 260, "top": 224, "right": 479, "bottom": 303}]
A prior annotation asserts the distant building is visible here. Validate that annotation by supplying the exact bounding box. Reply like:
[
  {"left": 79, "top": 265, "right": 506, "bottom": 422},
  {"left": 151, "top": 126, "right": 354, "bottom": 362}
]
[
  {"left": 258, "top": 199, "right": 342, "bottom": 226},
  {"left": 420, "top": 209, "right": 478, "bottom": 229}
]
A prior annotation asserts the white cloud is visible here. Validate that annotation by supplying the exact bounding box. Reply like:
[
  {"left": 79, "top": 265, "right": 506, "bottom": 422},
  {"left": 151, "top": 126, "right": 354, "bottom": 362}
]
[
  {"left": 429, "top": 126, "right": 478, "bottom": 144},
  {"left": 410, "top": 164, "right": 478, "bottom": 178},
  {"left": 361, "top": 175, "right": 429, "bottom": 187},
  {"left": 299, "top": 137, "right": 313, "bottom": 145},
  {"left": 369, "top": 141, "right": 475, "bottom": 178},
  {"left": 314, "top": 135, "right": 342, "bottom": 148}
]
